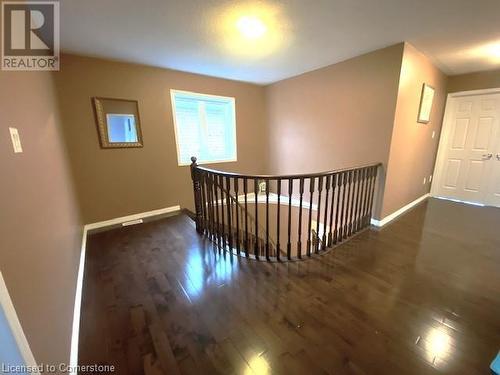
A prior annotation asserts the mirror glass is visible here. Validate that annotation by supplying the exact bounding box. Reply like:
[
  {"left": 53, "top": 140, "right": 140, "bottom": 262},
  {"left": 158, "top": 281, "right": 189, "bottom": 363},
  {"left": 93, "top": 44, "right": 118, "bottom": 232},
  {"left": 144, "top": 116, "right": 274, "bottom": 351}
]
[{"left": 106, "top": 114, "right": 138, "bottom": 143}]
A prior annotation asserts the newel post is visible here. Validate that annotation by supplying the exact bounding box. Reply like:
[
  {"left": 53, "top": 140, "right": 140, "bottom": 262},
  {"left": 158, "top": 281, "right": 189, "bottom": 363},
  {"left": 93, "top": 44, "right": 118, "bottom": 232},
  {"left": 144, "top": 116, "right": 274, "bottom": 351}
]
[{"left": 190, "top": 156, "right": 204, "bottom": 233}]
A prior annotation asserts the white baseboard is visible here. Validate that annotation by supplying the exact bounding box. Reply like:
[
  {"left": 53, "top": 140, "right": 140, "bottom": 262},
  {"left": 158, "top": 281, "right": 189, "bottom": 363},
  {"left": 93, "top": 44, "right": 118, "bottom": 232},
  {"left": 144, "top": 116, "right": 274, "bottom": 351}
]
[
  {"left": 0, "top": 272, "right": 40, "bottom": 374},
  {"left": 371, "top": 194, "right": 430, "bottom": 227},
  {"left": 69, "top": 205, "right": 180, "bottom": 374},
  {"left": 69, "top": 226, "right": 88, "bottom": 375},
  {"left": 85, "top": 205, "right": 181, "bottom": 231}
]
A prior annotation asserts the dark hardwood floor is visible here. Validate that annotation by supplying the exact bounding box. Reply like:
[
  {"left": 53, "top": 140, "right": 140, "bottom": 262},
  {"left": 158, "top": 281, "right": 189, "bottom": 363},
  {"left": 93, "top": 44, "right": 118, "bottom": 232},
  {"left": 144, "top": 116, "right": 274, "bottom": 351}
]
[{"left": 79, "top": 198, "right": 500, "bottom": 375}]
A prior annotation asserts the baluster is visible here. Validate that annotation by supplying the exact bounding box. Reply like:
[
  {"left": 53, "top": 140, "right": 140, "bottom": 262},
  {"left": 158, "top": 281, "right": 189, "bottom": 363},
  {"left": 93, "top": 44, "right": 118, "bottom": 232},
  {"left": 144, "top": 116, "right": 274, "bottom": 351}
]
[
  {"left": 243, "top": 178, "right": 249, "bottom": 257},
  {"left": 208, "top": 174, "right": 215, "bottom": 240},
  {"left": 287, "top": 179, "right": 293, "bottom": 260},
  {"left": 322, "top": 175, "right": 330, "bottom": 250},
  {"left": 356, "top": 169, "right": 363, "bottom": 230},
  {"left": 234, "top": 178, "right": 240, "bottom": 255},
  {"left": 297, "top": 178, "right": 304, "bottom": 259},
  {"left": 349, "top": 170, "right": 358, "bottom": 236},
  {"left": 328, "top": 174, "right": 336, "bottom": 247},
  {"left": 199, "top": 173, "right": 206, "bottom": 234},
  {"left": 206, "top": 174, "right": 211, "bottom": 235},
  {"left": 204, "top": 174, "right": 210, "bottom": 235},
  {"left": 363, "top": 168, "right": 372, "bottom": 227},
  {"left": 333, "top": 173, "right": 342, "bottom": 244},
  {"left": 355, "top": 168, "right": 365, "bottom": 232},
  {"left": 345, "top": 170, "right": 353, "bottom": 238},
  {"left": 213, "top": 174, "right": 221, "bottom": 249},
  {"left": 346, "top": 170, "right": 354, "bottom": 237},
  {"left": 315, "top": 176, "right": 323, "bottom": 253},
  {"left": 366, "top": 166, "right": 377, "bottom": 226},
  {"left": 368, "top": 167, "right": 377, "bottom": 226},
  {"left": 276, "top": 179, "right": 281, "bottom": 261},
  {"left": 254, "top": 179, "right": 259, "bottom": 260},
  {"left": 307, "top": 177, "right": 315, "bottom": 256},
  {"left": 338, "top": 172, "right": 348, "bottom": 242},
  {"left": 364, "top": 167, "right": 372, "bottom": 228},
  {"left": 265, "top": 179, "right": 270, "bottom": 261},
  {"left": 356, "top": 169, "right": 363, "bottom": 231},
  {"left": 205, "top": 174, "right": 211, "bottom": 238},
  {"left": 353, "top": 169, "right": 361, "bottom": 232},
  {"left": 359, "top": 168, "right": 369, "bottom": 228},
  {"left": 219, "top": 175, "right": 226, "bottom": 251},
  {"left": 226, "top": 177, "right": 233, "bottom": 251}
]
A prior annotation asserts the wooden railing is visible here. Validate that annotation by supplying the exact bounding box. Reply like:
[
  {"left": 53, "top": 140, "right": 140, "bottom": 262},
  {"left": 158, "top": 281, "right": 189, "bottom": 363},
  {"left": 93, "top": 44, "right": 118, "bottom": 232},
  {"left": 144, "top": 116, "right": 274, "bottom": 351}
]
[{"left": 190, "top": 156, "right": 381, "bottom": 261}]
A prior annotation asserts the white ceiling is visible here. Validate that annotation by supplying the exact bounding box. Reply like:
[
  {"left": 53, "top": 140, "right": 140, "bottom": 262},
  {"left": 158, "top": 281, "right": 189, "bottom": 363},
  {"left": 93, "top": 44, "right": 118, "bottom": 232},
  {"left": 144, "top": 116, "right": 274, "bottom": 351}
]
[{"left": 60, "top": 0, "right": 500, "bottom": 84}]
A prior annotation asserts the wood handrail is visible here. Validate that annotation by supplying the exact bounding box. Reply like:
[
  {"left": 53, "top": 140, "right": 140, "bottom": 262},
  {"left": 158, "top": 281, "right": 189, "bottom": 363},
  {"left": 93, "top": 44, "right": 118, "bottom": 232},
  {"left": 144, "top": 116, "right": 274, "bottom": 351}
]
[{"left": 194, "top": 162, "right": 382, "bottom": 180}]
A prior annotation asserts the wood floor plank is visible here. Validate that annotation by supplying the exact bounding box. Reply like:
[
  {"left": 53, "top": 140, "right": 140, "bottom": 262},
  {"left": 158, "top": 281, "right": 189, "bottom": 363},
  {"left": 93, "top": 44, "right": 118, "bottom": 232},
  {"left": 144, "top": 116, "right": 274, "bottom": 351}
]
[{"left": 148, "top": 323, "right": 181, "bottom": 375}]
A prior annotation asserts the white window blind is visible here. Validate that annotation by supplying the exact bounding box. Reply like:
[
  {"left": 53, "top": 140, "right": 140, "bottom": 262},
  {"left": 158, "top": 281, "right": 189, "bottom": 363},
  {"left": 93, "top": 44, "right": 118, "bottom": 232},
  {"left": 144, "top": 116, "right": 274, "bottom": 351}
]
[{"left": 171, "top": 90, "right": 237, "bottom": 166}]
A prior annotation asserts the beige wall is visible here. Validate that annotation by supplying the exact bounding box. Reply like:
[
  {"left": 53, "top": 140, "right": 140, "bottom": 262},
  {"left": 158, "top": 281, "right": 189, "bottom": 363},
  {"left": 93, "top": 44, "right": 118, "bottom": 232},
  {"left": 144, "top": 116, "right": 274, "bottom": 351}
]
[
  {"left": 265, "top": 44, "right": 405, "bottom": 218},
  {"left": 0, "top": 71, "right": 82, "bottom": 366},
  {"left": 447, "top": 69, "right": 500, "bottom": 93},
  {"left": 54, "top": 54, "right": 269, "bottom": 223},
  {"left": 381, "top": 43, "right": 447, "bottom": 217}
]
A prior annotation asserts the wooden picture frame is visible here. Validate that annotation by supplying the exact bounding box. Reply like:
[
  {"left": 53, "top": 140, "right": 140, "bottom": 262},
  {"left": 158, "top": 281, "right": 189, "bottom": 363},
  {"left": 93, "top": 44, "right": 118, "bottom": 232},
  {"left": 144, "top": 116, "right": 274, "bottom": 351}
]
[
  {"left": 417, "top": 83, "right": 435, "bottom": 124},
  {"left": 92, "top": 97, "right": 144, "bottom": 148}
]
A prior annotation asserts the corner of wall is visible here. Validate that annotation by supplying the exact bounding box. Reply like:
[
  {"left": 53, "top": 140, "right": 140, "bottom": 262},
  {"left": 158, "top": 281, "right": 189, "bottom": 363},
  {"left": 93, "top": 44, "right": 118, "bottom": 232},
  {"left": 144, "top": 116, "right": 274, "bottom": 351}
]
[{"left": 380, "top": 42, "right": 448, "bottom": 220}]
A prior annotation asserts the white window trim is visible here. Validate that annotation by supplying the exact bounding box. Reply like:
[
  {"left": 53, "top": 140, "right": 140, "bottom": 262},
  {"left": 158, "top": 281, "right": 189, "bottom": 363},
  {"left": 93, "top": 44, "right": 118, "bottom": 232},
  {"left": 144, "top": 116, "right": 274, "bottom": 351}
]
[{"left": 170, "top": 89, "right": 238, "bottom": 166}]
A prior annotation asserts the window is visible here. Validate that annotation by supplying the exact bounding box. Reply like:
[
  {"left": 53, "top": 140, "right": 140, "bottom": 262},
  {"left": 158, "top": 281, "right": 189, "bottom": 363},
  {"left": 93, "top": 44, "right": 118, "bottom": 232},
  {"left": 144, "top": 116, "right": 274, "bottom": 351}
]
[{"left": 171, "top": 90, "right": 237, "bottom": 166}]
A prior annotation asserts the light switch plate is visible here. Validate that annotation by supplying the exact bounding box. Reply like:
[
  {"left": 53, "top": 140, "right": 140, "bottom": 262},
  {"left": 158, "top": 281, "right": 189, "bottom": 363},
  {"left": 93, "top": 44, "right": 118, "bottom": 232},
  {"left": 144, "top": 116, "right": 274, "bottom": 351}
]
[
  {"left": 432, "top": 130, "right": 436, "bottom": 139},
  {"left": 9, "top": 127, "right": 23, "bottom": 153},
  {"left": 423, "top": 177, "right": 426, "bottom": 185},
  {"left": 429, "top": 175, "right": 433, "bottom": 182}
]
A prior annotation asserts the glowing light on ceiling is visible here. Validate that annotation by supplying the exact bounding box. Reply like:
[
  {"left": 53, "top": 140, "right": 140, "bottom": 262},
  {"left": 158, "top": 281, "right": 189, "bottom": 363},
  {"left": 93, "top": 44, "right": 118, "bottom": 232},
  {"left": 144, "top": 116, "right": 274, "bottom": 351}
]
[
  {"left": 465, "top": 41, "right": 500, "bottom": 63},
  {"left": 484, "top": 43, "right": 500, "bottom": 59},
  {"left": 236, "top": 16, "right": 267, "bottom": 40},
  {"left": 211, "top": 2, "right": 289, "bottom": 58}
]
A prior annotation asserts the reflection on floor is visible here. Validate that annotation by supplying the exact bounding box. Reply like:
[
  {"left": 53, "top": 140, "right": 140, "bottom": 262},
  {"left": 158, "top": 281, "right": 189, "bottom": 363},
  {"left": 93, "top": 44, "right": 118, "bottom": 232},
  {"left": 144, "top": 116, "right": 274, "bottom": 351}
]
[{"left": 79, "top": 198, "right": 500, "bottom": 374}]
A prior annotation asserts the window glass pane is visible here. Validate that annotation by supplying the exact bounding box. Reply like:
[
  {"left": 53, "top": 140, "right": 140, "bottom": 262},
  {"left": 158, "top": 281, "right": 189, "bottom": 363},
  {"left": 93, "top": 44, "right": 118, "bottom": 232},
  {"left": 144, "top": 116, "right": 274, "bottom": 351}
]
[
  {"left": 172, "top": 91, "right": 236, "bottom": 165},
  {"left": 205, "top": 101, "right": 229, "bottom": 158},
  {"left": 174, "top": 98, "right": 201, "bottom": 164}
]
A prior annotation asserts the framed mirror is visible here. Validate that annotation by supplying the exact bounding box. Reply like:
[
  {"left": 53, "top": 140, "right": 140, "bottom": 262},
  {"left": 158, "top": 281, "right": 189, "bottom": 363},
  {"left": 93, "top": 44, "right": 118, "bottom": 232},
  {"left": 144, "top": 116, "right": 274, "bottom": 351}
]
[
  {"left": 92, "top": 97, "right": 144, "bottom": 148},
  {"left": 417, "top": 83, "right": 435, "bottom": 124}
]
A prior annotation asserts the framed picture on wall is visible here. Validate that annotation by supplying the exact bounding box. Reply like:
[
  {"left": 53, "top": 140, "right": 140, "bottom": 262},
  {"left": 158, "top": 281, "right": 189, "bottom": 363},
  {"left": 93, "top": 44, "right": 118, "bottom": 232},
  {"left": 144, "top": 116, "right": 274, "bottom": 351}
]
[
  {"left": 92, "top": 97, "right": 144, "bottom": 148},
  {"left": 417, "top": 83, "right": 435, "bottom": 124}
]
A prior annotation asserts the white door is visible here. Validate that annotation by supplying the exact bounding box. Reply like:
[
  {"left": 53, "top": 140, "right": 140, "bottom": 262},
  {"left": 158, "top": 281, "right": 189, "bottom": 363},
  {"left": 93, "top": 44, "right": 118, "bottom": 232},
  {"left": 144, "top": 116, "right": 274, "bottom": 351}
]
[{"left": 432, "top": 92, "right": 500, "bottom": 206}]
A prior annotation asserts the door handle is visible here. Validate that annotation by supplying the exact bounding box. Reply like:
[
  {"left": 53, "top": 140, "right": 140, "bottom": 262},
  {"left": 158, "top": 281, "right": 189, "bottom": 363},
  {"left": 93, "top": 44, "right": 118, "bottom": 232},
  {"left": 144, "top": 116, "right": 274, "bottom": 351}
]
[
  {"left": 496, "top": 153, "right": 500, "bottom": 161},
  {"left": 482, "top": 153, "right": 493, "bottom": 160}
]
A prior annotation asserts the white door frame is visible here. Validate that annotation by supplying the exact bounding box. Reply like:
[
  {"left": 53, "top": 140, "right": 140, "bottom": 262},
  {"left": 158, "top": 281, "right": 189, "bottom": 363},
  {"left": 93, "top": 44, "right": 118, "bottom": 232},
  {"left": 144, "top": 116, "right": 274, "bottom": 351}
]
[{"left": 431, "top": 87, "right": 500, "bottom": 204}]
